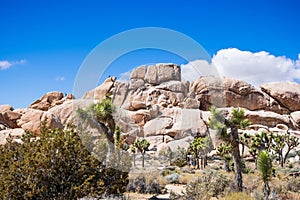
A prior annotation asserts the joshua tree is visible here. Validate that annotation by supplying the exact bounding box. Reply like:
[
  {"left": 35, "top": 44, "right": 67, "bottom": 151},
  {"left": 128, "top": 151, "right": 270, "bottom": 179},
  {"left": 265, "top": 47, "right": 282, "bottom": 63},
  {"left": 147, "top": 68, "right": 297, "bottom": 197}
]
[
  {"left": 94, "top": 96, "right": 116, "bottom": 135},
  {"left": 271, "top": 134, "right": 299, "bottom": 167},
  {"left": 77, "top": 96, "right": 116, "bottom": 143},
  {"left": 216, "top": 143, "right": 232, "bottom": 172},
  {"left": 209, "top": 106, "right": 250, "bottom": 191},
  {"left": 247, "top": 132, "right": 273, "bottom": 168},
  {"left": 133, "top": 138, "right": 150, "bottom": 168},
  {"left": 257, "top": 151, "right": 272, "bottom": 200},
  {"left": 188, "top": 136, "right": 211, "bottom": 169},
  {"left": 283, "top": 134, "right": 299, "bottom": 166}
]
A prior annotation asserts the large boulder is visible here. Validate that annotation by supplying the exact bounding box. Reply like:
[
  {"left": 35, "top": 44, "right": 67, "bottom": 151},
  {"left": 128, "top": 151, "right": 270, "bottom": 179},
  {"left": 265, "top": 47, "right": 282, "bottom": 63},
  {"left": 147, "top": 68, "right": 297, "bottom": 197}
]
[
  {"left": 128, "top": 66, "right": 147, "bottom": 90},
  {"left": 111, "top": 82, "right": 129, "bottom": 107},
  {"left": 42, "top": 112, "right": 64, "bottom": 131},
  {"left": 179, "top": 98, "right": 200, "bottom": 109},
  {"left": 29, "top": 91, "right": 74, "bottom": 111},
  {"left": 145, "top": 64, "right": 181, "bottom": 85},
  {"left": 17, "top": 109, "right": 44, "bottom": 135},
  {"left": 260, "top": 81, "right": 300, "bottom": 112},
  {"left": 83, "top": 77, "right": 116, "bottom": 100},
  {"left": 158, "top": 107, "right": 208, "bottom": 139},
  {"left": 190, "top": 76, "right": 288, "bottom": 114},
  {"left": 245, "top": 110, "right": 291, "bottom": 128},
  {"left": 291, "top": 111, "right": 300, "bottom": 129},
  {"left": 131, "top": 110, "right": 151, "bottom": 126},
  {"left": 144, "top": 117, "right": 173, "bottom": 137},
  {"left": 156, "top": 81, "right": 188, "bottom": 94},
  {"left": 48, "top": 99, "right": 93, "bottom": 125},
  {"left": 130, "top": 65, "right": 147, "bottom": 79},
  {"left": 0, "top": 104, "right": 13, "bottom": 113},
  {"left": 167, "top": 136, "right": 194, "bottom": 152},
  {"left": 0, "top": 109, "right": 22, "bottom": 128},
  {"left": 17, "top": 109, "right": 63, "bottom": 135},
  {"left": 0, "top": 128, "right": 25, "bottom": 145}
]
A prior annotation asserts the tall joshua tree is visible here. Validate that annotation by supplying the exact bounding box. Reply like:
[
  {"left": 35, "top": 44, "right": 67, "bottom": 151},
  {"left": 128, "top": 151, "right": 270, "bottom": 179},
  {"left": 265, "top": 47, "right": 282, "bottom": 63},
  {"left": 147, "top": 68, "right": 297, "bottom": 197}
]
[
  {"left": 133, "top": 138, "right": 150, "bottom": 168},
  {"left": 209, "top": 106, "right": 250, "bottom": 191},
  {"left": 257, "top": 151, "right": 272, "bottom": 200}
]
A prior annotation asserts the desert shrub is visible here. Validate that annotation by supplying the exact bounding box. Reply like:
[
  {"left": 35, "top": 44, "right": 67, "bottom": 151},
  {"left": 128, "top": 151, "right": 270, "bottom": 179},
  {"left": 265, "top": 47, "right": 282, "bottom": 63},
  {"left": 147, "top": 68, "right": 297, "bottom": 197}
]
[
  {"left": 126, "top": 177, "right": 146, "bottom": 193},
  {"left": 252, "top": 189, "right": 264, "bottom": 200},
  {"left": 165, "top": 173, "right": 179, "bottom": 184},
  {"left": 174, "top": 172, "right": 231, "bottom": 200},
  {"left": 171, "top": 157, "right": 187, "bottom": 167},
  {"left": 160, "top": 169, "right": 172, "bottom": 176},
  {"left": 229, "top": 159, "right": 253, "bottom": 174},
  {"left": 252, "top": 189, "right": 279, "bottom": 200},
  {"left": 0, "top": 125, "right": 129, "bottom": 199},
  {"left": 178, "top": 173, "right": 196, "bottom": 184},
  {"left": 286, "top": 176, "right": 300, "bottom": 192},
  {"left": 288, "top": 163, "right": 294, "bottom": 169},
  {"left": 169, "top": 147, "right": 188, "bottom": 167},
  {"left": 126, "top": 176, "right": 162, "bottom": 194}
]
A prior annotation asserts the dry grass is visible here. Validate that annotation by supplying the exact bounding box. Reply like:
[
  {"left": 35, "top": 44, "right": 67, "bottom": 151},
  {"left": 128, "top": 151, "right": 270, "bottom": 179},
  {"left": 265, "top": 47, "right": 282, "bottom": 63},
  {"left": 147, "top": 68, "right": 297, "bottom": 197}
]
[
  {"left": 129, "top": 169, "right": 168, "bottom": 187},
  {"left": 223, "top": 192, "right": 252, "bottom": 200}
]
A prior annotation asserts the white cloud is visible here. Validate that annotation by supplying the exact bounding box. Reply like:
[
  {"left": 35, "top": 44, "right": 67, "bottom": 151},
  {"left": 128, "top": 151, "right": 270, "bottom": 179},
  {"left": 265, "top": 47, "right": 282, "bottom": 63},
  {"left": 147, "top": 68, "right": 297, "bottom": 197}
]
[
  {"left": 181, "top": 60, "right": 218, "bottom": 82},
  {"left": 118, "top": 71, "right": 131, "bottom": 83},
  {"left": 181, "top": 48, "right": 300, "bottom": 87},
  {"left": 0, "top": 59, "right": 26, "bottom": 70},
  {"left": 55, "top": 76, "right": 65, "bottom": 81},
  {"left": 0, "top": 61, "right": 12, "bottom": 70}
]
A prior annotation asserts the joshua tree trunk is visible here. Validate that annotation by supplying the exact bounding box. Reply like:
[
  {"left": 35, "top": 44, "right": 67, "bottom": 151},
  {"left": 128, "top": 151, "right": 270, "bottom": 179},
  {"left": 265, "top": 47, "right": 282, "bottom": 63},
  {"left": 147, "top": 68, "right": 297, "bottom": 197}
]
[
  {"left": 142, "top": 153, "right": 145, "bottom": 168},
  {"left": 196, "top": 154, "right": 200, "bottom": 169},
  {"left": 224, "top": 159, "right": 230, "bottom": 172},
  {"left": 133, "top": 154, "right": 136, "bottom": 167},
  {"left": 241, "top": 143, "right": 245, "bottom": 157},
  {"left": 280, "top": 156, "right": 284, "bottom": 167},
  {"left": 231, "top": 127, "right": 243, "bottom": 192},
  {"left": 263, "top": 182, "right": 270, "bottom": 200}
]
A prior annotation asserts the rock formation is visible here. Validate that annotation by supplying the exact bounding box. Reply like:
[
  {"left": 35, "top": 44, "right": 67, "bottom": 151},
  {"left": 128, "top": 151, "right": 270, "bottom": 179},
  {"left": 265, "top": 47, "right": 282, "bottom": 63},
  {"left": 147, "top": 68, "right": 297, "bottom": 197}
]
[{"left": 1, "top": 63, "right": 300, "bottom": 151}]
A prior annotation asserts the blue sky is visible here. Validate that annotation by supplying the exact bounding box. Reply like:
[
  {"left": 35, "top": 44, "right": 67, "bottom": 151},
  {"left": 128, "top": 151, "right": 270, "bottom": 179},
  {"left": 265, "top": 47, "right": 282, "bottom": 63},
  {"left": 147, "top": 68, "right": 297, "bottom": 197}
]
[{"left": 1, "top": 0, "right": 300, "bottom": 108}]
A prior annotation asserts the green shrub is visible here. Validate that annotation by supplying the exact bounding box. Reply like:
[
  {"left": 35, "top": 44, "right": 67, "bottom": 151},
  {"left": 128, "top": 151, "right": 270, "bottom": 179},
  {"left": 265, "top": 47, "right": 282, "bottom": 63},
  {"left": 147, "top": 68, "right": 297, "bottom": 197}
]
[
  {"left": 0, "top": 125, "right": 129, "bottom": 199},
  {"left": 171, "top": 157, "right": 187, "bottom": 167}
]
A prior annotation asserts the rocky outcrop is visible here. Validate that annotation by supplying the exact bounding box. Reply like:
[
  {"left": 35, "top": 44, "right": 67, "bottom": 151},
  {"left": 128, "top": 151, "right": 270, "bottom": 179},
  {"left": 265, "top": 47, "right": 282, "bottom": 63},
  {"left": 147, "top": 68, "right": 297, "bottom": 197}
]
[
  {"left": 291, "top": 111, "right": 300, "bottom": 128},
  {"left": 144, "top": 117, "right": 173, "bottom": 137},
  {"left": 0, "top": 104, "right": 13, "bottom": 113},
  {"left": 17, "top": 109, "right": 43, "bottom": 134},
  {"left": 190, "top": 76, "right": 288, "bottom": 114},
  {"left": 1, "top": 63, "right": 300, "bottom": 150},
  {"left": 145, "top": 64, "right": 181, "bottom": 85},
  {"left": 245, "top": 110, "right": 291, "bottom": 128},
  {"left": 261, "top": 81, "right": 300, "bottom": 112},
  {"left": 83, "top": 76, "right": 116, "bottom": 100},
  {"left": 17, "top": 109, "right": 63, "bottom": 135},
  {"left": 48, "top": 99, "right": 94, "bottom": 125},
  {"left": 29, "top": 91, "right": 74, "bottom": 111},
  {"left": 0, "top": 109, "right": 22, "bottom": 129}
]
